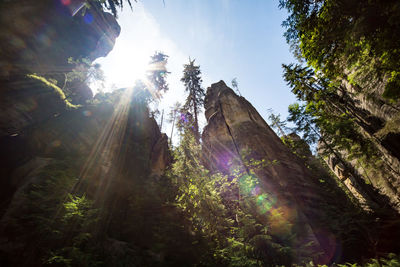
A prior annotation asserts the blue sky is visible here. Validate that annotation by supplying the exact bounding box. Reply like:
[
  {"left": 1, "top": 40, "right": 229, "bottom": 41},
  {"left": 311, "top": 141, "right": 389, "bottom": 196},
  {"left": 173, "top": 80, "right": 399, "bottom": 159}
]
[{"left": 95, "top": 0, "right": 297, "bottom": 141}]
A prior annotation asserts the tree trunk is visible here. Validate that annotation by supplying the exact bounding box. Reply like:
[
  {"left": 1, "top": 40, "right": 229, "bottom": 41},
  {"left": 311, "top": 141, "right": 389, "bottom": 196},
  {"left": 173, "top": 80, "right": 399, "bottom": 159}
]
[{"left": 193, "top": 101, "right": 200, "bottom": 143}]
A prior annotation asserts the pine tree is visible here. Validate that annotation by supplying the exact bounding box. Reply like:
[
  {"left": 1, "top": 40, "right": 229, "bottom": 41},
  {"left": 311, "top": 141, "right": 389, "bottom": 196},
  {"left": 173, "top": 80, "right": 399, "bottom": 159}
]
[
  {"left": 147, "top": 51, "right": 170, "bottom": 95},
  {"left": 167, "top": 102, "right": 182, "bottom": 146},
  {"left": 180, "top": 58, "right": 205, "bottom": 142},
  {"left": 231, "top": 77, "right": 242, "bottom": 96},
  {"left": 267, "top": 110, "right": 287, "bottom": 137}
]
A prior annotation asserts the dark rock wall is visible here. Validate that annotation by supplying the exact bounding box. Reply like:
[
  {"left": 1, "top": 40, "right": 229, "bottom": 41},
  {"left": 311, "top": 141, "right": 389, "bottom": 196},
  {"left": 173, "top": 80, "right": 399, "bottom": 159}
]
[
  {"left": 0, "top": 88, "right": 172, "bottom": 266},
  {"left": 320, "top": 145, "right": 400, "bottom": 213},
  {"left": 0, "top": 0, "right": 123, "bottom": 209},
  {"left": 0, "top": 0, "right": 120, "bottom": 77},
  {"left": 337, "top": 79, "right": 400, "bottom": 202}
]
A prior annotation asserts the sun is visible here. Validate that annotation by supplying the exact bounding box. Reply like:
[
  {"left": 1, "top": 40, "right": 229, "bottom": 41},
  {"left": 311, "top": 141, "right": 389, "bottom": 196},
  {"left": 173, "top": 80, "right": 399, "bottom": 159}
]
[{"left": 93, "top": 39, "right": 154, "bottom": 93}]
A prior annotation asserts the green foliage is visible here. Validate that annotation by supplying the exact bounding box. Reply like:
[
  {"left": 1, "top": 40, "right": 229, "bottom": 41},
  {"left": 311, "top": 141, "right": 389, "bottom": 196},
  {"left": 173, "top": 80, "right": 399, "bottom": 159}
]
[
  {"left": 45, "top": 193, "right": 100, "bottom": 267},
  {"left": 335, "top": 253, "right": 400, "bottom": 267},
  {"left": 281, "top": 60, "right": 400, "bottom": 263},
  {"left": 2, "top": 160, "right": 101, "bottom": 266},
  {"left": 27, "top": 74, "right": 79, "bottom": 109},
  {"left": 383, "top": 71, "right": 400, "bottom": 100},
  {"left": 283, "top": 63, "right": 389, "bottom": 189},
  {"left": 66, "top": 57, "right": 105, "bottom": 86},
  {"left": 168, "top": 130, "right": 302, "bottom": 266},
  {"left": 279, "top": 0, "right": 400, "bottom": 101}
]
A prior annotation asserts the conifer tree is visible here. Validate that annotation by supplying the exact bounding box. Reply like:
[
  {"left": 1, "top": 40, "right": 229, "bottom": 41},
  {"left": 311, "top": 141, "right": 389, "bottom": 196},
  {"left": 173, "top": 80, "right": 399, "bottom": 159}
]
[
  {"left": 167, "top": 102, "right": 182, "bottom": 146},
  {"left": 147, "top": 51, "right": 170, "bottom": 95},
  {"left": 267, "top": 110, "right": 287, "bottom": 137},
  {"left": 180, "top": 58, "right": 205, "bottom": 142},
  {"left": 231, "top": 77, "right": 242, "bottom": 96}
]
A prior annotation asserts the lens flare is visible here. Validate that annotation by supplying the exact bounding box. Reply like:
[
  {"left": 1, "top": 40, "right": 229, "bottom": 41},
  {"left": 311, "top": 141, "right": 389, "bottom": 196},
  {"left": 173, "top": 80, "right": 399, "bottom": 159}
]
[
  {"left": 84, "top": 13, "right": 94, "bottom": 24},
  {"left": 61, "top": 0, "right": 71, "bottom": 5}
]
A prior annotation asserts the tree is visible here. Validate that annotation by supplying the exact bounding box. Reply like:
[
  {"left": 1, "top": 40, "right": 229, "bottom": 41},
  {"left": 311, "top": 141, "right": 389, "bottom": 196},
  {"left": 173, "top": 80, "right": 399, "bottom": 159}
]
[
  {"left": 279, "top": 0, "right": 400, "bottom": 100},
  {"left": 266, "top": 110, "right": 287, "bottom": 137},
  {"left": 147, "top": 51, "right": 170, "bottom": 95},
  {"left": 89, "top": 0, "right": 134, "bottom": 17},
  {"left": 231, "top": 77, "right": 242, "bottom": 96},
  {"left": 180, "top": 58, "right": 205, "bottom": 142},
  {"left": 167, "top": 102, "right": 182, "bottom": 146}
]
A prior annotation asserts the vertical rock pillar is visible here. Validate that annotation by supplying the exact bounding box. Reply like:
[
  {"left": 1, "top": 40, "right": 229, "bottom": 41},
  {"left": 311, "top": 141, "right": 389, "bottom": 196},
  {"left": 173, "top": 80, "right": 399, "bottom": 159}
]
[{"left": 201, "top": 81, "right": 341, "bottom": 263}]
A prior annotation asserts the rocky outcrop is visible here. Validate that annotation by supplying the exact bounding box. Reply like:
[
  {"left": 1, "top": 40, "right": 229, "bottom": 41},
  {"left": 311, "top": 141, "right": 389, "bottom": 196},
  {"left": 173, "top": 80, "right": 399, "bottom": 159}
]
[
  {"left": 0, "top": 87, "right": 172, "bottom": 266},
  {"left": 0, "top": 0, "right": 120, "bottom": 77},
  {"left": 0, "top": 3, "right": 174, "bottom": 265},
  {"left": 319, "top": 144, "right": 400, "bottom": 213},
  {"left": 150, "top": 133, "right": 172, "bottom": 178},
  {"left": 338, "top": 79, "right": 400, "bottom": 193},
  {"left": 0, "top": 87, "right": 171, "bottom": 214},
  {"left": 202, "top": 81, "right": 355, "bottom": 264},
  {"left": 283, "top": 133, "right": 395, "bottom": 212},
  {"left": 0, "top": 0, "right": 120, "bottom": 146},
  {"left": 0, "top": 0, "right": 122, "bottom": 196}
]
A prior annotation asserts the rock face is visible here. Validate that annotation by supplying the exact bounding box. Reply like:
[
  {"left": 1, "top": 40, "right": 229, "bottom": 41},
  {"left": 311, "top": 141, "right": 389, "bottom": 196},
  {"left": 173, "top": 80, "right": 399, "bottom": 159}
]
[
  {"left": 0, "top": 86, "right": 172, "bottom": 212},
  {"left": 202, "top": 81, "right": 347, "bottom": 263},
  {"left": 0, "top": 87, "right": 172, "bottom": 266},
  {"left": 335, "top": 79, "right": 400, "bottom": 205},
  {"left": 0, "top": 0, "right": 120, "bottom": 77},
  {"left": 320, "top": 145, "right": 400, "bottom": 213},
  {"left": 0, "top": 0, "right": 122, "bottom": 201},
  {"left": 0, "top": 3, "right": 174, "bottom": 265},
  {"left": 0, "top": 0, "right": 120, "bottom": 144}
]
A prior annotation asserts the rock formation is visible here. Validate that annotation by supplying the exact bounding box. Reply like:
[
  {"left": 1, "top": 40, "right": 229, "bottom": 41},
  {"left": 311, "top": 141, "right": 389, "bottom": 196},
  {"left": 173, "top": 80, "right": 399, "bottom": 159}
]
[
  {"left": 0, "top": 0, "right": 123, "bottom": 209},
  {"left": 0, "top": 2, "right": 177, "bottom": 265},
  {"left": 202, "top": 81, "right": 341, "bottom": 263},
  {"left": 328, "top": 79, "right": 400, "bottom": 210},
  {"left": 201, "top": 81, "right": 400, "bottom": 264},
  {"left": 319, "top": 143, "right": 400, "bottom": 213},
  {"left": 0, "top": 0, "right": 120, "bottom": 77},
  {"left": 0, "top": 87, "right": 172, "bottom": 266}
]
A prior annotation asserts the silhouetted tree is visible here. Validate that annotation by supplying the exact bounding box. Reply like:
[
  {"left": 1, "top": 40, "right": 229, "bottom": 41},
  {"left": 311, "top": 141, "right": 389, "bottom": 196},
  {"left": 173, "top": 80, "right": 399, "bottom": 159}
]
[
  {"left": 231, "top": 77, "right": 242, "bottom": 96},
  {"left": 90, "top": 0, "right": 134, "bottom": 17},
  {"left": 167, "top": 102, "right": 182, "bottom": 146},
  {"left": 147, "top": 51, "right": 170, "bottom": 95}
]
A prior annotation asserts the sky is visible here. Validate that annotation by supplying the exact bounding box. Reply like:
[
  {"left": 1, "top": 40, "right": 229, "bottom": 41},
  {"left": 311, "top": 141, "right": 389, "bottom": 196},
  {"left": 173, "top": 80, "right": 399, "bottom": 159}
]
[{"left": 94, "top": 0, "right": 297, "bottom": 142}]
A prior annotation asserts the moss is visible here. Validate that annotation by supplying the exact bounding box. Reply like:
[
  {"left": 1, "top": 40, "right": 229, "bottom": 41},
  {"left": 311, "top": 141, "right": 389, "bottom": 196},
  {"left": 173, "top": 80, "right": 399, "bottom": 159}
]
[
  {"left": 383, "top": 71, "right": 400, "bottom": 100},
  {"left": 27, "top": 74, "right": 80, "bottom": 109},
  {"left": 376, "top": 112, "right": 400, "bottom": 138}
]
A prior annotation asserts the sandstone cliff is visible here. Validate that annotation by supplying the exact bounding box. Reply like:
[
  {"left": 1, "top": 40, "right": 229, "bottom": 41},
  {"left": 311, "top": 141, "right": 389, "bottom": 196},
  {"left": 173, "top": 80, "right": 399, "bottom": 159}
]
[
  {"left": 0, "top": 3, "right": 173, "bottom": 264},
  {"left": 202, "top": 81, "right": 347, "bottom": 263},
  {"left": 0, "top": 0, "right": 122, "bottom": 205},
  {"left": 0, "top": 87, "right": 172, "bottom": 266},
  {"left": 201, "top": 81, "right": 400, "bottom": 264}
]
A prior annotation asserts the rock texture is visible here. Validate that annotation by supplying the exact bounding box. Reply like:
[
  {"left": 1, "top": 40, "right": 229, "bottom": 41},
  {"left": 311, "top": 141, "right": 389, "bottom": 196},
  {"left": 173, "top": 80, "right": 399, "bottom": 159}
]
[
  {"left": 0, "top": 0, "right": 120, "bottom": 146},
  {"left": 0, "top": 87, "right": 172, "bottom": 266},
  {"left": 0, "top": 86, "right": 171, "bottom": 214},
  {"left": 202, "top": 81, "right": 348, "bottom": 263},
  {"left": 0, "top": 0, "right": 120, "bottom": 77},
  {"left": 336, "top": 79, "right": 400, "bottom": 202},
  {"left": 320, "top": 145, "right": 400, "bottom": 213},
  {"left": 0, "top": 3, "right": 175, "bottom": 265},
  {"left": 0, "top": 0, "right": 122, "bottom": 204}
]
